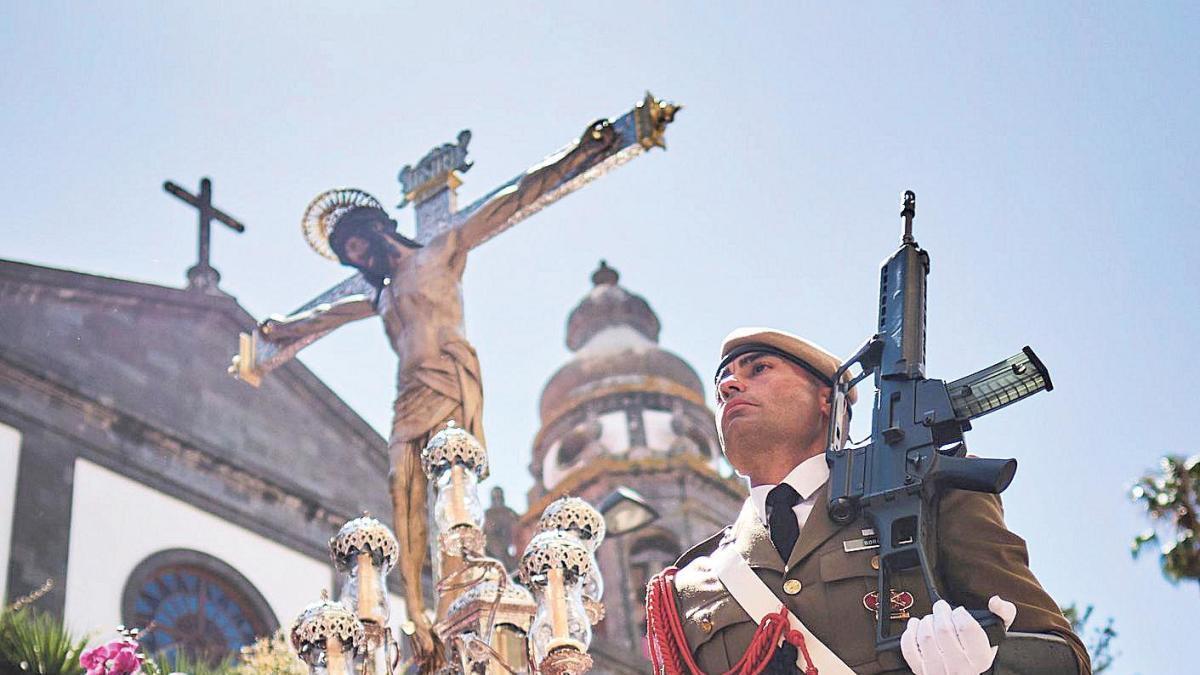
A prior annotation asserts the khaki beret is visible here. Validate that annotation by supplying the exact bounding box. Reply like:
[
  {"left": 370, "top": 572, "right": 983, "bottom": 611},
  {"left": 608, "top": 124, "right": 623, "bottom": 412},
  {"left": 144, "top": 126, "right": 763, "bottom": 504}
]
[{"left": 717, "top": 327, "right": 858, "bottom": 405}]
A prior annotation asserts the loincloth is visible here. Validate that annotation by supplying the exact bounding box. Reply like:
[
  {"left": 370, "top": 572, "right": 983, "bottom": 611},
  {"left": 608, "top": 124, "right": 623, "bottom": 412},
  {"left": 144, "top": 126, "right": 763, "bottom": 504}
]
[{"left": 389, "top": 339, "right": 485, "bottom": 446}]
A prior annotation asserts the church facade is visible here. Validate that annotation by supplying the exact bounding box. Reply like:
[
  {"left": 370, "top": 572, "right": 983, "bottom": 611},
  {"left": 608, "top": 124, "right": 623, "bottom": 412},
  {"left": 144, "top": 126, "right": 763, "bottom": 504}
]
[
  {"left": 0, "top": 258, "right": 395, "bottom": 661},
  {"left": 1, "top": 254, "right": 745, "bottom": 671}
]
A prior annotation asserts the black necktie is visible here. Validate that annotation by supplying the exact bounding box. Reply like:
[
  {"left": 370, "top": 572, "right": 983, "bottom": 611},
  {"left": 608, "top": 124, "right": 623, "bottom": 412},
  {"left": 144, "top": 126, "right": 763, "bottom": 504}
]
[{"left": 766, "top": 483, "right": 801, "bottom": 563}]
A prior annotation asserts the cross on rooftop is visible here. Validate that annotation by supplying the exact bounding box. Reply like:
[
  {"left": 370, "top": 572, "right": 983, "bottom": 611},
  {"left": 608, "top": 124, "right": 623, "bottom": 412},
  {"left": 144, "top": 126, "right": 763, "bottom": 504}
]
[{"left": 163, "top": 177, "right": 246, "bottom": 293}]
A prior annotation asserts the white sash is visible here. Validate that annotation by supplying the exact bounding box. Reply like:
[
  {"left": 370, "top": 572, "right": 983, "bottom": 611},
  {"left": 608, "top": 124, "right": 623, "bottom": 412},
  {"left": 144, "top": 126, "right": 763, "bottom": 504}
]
[{"left": 711, "top": 546, "right": 855, "bottom": 674}]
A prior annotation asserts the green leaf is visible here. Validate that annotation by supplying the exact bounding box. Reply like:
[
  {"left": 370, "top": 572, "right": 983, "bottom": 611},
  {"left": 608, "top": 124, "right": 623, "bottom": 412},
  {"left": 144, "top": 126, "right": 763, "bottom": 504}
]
[{"left": 0, "top": 607, "right": 89, "bottom": 675}]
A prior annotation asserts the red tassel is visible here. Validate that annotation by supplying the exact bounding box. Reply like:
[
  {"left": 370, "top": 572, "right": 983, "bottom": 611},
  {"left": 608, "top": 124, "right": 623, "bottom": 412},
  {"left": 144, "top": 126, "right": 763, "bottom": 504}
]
[{"left": 645, "top": 569, "right": 819, "bottom": 675}]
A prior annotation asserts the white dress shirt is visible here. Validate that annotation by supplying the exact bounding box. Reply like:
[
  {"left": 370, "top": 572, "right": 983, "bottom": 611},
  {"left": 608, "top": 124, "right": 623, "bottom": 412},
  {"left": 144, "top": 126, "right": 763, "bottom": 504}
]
[{"left": 750, "top": 453, "right": 830, "bottom": 531}]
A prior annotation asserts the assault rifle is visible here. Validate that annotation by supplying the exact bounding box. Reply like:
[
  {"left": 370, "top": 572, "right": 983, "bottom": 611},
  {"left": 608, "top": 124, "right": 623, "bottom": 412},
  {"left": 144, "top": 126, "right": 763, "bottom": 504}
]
[{"left": 825, "top": 191, "right": 1053, "bottom": 653}]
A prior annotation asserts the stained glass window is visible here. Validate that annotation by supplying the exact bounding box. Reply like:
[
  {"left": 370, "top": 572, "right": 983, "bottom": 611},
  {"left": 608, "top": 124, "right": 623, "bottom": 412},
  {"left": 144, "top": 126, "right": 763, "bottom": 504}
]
[{"left": 123, "top": 550, "right": 277, "bottom": 665}]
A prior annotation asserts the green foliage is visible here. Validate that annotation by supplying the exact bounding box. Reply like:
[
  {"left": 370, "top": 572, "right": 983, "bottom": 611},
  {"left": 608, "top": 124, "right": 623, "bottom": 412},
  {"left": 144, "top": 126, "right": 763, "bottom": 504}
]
[
  {"left": 0, "top": 607, "right": 88, "bottom": 675},
  {"left": 1129, "top": 454, "right": 1200, "bottom": 584},
  {"left": 0, "top": 587, "right": 286, "bottom": 675},
  {"left": 1062, "top": 602, "right": 1117, "bottom": 673},
  {"left": 143, "top": 649, "right": 237, "bottom": 675},
  {"left": 231, "top": 632, "right": 305, "bottom": 675}
]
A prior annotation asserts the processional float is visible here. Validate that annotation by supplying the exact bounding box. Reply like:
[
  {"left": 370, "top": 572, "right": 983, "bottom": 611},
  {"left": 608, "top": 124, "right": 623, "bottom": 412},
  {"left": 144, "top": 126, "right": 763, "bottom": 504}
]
[
  {"left": 291, "top": 422, "right": 607, "bottom": 674},
  {"left": 229, "top": 92, "right": 679, "bottom": 674}
]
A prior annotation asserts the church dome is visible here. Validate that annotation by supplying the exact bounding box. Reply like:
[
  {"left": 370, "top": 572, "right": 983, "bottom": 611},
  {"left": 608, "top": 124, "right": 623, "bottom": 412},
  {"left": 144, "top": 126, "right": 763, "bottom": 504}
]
[
  {"left": 528, "top": 260, "right": 724, "bottom": 500},
  {"left": 539, "top": 262, "right": 704, "bottom": 423},
  {"left": 565, "top": 261, "right": 661, "bottom": 351}
]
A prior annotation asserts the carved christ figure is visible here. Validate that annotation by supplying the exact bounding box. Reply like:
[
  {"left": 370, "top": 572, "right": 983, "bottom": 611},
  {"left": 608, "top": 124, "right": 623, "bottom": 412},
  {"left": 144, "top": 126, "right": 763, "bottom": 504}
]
[{"left": 233, "top": 94, "right": 678, "bottom": 671}]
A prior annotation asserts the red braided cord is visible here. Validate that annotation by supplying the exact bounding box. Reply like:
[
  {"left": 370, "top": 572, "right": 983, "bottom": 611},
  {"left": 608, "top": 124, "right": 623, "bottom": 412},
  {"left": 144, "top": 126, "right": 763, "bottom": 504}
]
[
  {"left": 646, "top": 567, "right": 696, "bottom": 674},
  {"left": 645, "top": 568, "right": 820, "bottom": 675},
  {"left": 783, "top": 627, "right": 819, "bottom": 675}
]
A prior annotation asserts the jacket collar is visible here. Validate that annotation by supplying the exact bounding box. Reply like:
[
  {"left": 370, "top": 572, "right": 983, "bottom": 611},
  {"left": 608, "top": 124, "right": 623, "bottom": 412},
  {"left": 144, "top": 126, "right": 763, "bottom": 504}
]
[
  {"left": 726, "top": 483, "right": 843, "bottom": 571},
  {"left": 786, "top": 482, "right": 841, "bottom": 569},
  {"left": 728, "top": 498, "right": 784, "bottom": 572},
  {"left": 749, "top": 454, "right": 830, "bottom": 526}
]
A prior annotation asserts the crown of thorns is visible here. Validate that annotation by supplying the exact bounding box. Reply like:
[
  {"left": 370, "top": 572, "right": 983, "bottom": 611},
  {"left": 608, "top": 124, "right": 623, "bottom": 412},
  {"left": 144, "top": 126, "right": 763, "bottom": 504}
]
[{"left": 301, "top": 188, "right": 388, "bottom": 261}]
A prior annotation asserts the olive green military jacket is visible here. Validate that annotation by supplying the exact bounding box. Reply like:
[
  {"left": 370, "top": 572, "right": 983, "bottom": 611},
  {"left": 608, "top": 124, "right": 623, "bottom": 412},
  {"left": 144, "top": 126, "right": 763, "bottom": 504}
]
[{"left": 668, "top": 485, "right": 1090, "bottom": 674}]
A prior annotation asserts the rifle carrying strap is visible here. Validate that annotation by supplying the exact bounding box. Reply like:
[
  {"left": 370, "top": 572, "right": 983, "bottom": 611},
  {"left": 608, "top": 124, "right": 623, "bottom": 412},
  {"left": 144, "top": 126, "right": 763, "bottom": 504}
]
[{"left": 711, "top": 547, "right": 856, "bottom": 675}]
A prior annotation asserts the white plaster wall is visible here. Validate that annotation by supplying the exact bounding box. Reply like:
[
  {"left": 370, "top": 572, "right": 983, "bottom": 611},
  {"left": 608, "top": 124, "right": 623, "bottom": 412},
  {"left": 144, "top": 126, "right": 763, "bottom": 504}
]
[
  {"left": 597, "top": 410, "right": 630, "bottom": 455},
  {"left": 642, "top": 410, "right": 675, "bottom": 452},
  {"left": 64, "top": 459, "right": 331, "bottom": 639},
  {"left": 0, "top": 422, "right": 21, "bottom": 602},
  {"left": 542, "top": 439, "right": 569, "bottom": 489},
  {"left": 543, "top": 410, "right": 632, "bottom": 489}
]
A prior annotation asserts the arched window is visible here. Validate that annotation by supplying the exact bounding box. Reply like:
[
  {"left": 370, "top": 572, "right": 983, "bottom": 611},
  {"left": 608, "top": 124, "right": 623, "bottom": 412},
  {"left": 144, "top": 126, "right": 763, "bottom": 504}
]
[
  {"left": 555, "top": 419, "right": 604, "bottom": 469},
  {"left": 121, "top": 549, "right": 278, "bottom": 665},
  {"left": 627, "top": 530, "right": 682, "bottom": 641},
  {"left": 556, "top": 429, "right": 591, "bottom": 467}
]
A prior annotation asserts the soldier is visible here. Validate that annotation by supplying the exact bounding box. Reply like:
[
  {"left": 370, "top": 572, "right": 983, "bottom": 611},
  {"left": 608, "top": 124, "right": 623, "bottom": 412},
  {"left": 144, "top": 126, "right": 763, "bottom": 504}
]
[{"left": 645, "top": 327, "right": 1090, "bottom": 674}]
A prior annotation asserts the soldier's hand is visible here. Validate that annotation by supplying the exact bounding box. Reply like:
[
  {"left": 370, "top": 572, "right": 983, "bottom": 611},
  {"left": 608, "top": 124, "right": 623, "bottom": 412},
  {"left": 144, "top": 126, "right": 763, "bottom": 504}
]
[{"left": 900, "top": 596, "right": 1017, "bottom": 675}]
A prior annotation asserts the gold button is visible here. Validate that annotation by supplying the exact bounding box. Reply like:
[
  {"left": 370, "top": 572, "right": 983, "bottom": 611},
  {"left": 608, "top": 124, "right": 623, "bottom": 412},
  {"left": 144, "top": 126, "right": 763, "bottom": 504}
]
[
  {"left": 699, "top": 615, "right": 714, "bottom": 633},
  {"left": 783, "top": 579, "right": 802, "bottom": 595},
  {"left": 871, "top": 555, "right": 880, "bottom": 570}
]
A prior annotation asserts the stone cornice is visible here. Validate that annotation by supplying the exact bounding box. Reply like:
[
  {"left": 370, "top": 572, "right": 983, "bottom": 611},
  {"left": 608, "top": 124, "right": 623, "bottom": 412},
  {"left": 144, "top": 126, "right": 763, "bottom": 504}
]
[
  {"left": 0, "top": 352, "right": 377, "bottom": 560},
  {"left": 535, "top": 376, "right": 709, "bottom": 448},
  {"left": 0, "top": 258, "right": 381, "bottom": 445},
  {"left": 520, "top": 454, "right": 745, "bottom": 528}
]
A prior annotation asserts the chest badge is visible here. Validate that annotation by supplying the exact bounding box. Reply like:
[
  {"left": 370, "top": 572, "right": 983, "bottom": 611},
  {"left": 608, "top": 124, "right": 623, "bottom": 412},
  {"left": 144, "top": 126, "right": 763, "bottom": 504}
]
[{"left": 862, "top": 589, "right": 915, "bottom": 621}]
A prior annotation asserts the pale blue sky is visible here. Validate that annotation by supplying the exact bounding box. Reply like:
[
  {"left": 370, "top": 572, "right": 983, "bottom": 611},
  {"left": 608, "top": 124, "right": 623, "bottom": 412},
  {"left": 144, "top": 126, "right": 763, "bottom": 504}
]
[{"left": 3, "top": 3, "right": 1197, "bottom": 672}]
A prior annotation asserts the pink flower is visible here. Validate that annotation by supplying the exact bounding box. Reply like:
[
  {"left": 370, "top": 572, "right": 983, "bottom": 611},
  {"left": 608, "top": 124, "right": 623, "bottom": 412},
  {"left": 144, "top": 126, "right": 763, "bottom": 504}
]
[
  {"left": 111, "top": 647, "right": 141, "bottom": 673},
  {"left": 109, "top": 639, "right": 139, "bottom": 656},
  {"left": 80, "top": 638, "right": 144, "bottom": 675},
  {"left": 80, "top": 645, "right": 108, "bottom": 670}
]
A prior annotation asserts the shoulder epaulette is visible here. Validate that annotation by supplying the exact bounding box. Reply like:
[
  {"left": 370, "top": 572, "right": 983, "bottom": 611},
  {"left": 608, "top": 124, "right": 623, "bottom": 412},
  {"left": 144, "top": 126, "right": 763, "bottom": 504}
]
[{"left": 675, "top": 527, "right": 728, "bottom": 568}]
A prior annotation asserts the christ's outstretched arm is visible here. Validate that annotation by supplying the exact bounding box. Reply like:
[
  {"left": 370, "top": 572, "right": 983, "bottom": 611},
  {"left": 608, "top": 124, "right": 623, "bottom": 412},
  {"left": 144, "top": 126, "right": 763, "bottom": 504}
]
[
  {"left": 453, "top": 119, "right": 621, "bottom": 250},
  {"left": 259, "top": 293, "right": 376, "bottom": 342},
  {"left": 445, "top": 93, "right": 679, "bottom": 251},
  {"left": 230, "top": 276, "right": 381, "bottom": 387}
]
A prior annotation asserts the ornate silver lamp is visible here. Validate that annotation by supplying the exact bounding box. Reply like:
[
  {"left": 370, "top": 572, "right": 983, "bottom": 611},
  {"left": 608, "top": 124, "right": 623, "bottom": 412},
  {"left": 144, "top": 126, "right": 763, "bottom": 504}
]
[
  {"left": 421, "top": 420, "right": 492, "bottom": 635},
  {"left": 519, "top": 531, "right": 594, "bottom": 675},
  {"left": 422, "top": 421, "right": 489, "bottom": 561},
  {"left": 423, "top": 423, "right": 604, "bottom": 674},
  {"left": 535, "top": 498, "right": 606, "bottom": 626},
  {"left": 330, "top": 514, "right": 400, "bottom": 674},
  {"left": 291, "top": 592, "right": 367, "bottom": 675},
  {"left": 424, "top": 421, "right": 538, "bottom": 673},
  {"left": 296, "top": 423, "right": 606, "bottom": 674}
]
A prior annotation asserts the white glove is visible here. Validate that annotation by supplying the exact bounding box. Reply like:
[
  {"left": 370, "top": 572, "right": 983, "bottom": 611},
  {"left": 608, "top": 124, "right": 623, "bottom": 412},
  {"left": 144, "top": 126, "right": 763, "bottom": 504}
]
[{"left": 900, "top": 595, "right": 1017, "bottom": 675}]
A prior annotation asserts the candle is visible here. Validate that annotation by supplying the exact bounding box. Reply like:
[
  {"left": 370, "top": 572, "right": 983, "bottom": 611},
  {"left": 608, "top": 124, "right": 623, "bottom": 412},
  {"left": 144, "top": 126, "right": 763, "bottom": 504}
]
[
  {"left": 356, "top": 551, "right": 383, "bottom": 623},
  {"left": 546, "top": 567, "right": 569, "bottom": 639},
  {"left": 449, "top": 464, "right": 470, "bottom": 526},
  {"left": 325, "top": 635, "right": 348, "bottom": 674}
]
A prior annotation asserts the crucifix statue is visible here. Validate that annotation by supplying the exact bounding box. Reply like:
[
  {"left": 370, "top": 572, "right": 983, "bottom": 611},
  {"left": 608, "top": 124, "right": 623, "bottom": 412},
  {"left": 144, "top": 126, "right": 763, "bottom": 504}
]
[
  {"left": 164, "top": 177, "right": 246, "bottom": 292},
  {"left": 229, "top": 92, "right": 679, "bottom": 670}
]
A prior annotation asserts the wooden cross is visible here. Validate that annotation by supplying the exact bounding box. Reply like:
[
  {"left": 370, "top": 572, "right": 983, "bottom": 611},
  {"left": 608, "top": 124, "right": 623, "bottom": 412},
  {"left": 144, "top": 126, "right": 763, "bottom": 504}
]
[
  {"left": 231, "top": 92, "right": 680, "bottom": 384},
  {"left": 164, "top": 177, "right": 246, "bottom": 292}
]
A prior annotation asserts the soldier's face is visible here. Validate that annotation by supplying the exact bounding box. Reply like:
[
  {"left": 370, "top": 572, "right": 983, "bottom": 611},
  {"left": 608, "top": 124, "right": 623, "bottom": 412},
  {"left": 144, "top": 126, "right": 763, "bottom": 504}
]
[{"left": 716, "top": 352, "right": 830, "bottom": 483}]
